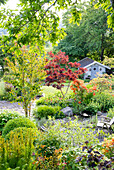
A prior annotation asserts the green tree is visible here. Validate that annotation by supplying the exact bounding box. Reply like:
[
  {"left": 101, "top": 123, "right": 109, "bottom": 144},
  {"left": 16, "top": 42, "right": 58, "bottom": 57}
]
[
  {"left": 5, "top": 46, "right": 47, "bottom": 117},
  {"left": 54, "top": 2, "right": 113, "bottom": 61},
  {"left": 0, "top": 0, "right": 113, "bottom": 54},
  {"left": 0, "top": 0, "right": 7, "bottom": 5},
  {"left": 0, "top": 0, "right": 82, "bottom": 53},
  {"left": 94, "top": 0, "right": 114, "bottom": 29}
]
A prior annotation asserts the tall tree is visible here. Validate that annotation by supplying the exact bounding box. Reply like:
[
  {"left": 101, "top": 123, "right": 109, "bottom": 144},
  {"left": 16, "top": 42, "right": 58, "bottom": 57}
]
[
  {"left": 0, "top": 0, "right": 7, "bottom": 5},
  {"left": 0, "top": 0, "right": 82, "bottom": 54},
  {"left": 54, "top": 2, "right": 113, "bottom": 61}
]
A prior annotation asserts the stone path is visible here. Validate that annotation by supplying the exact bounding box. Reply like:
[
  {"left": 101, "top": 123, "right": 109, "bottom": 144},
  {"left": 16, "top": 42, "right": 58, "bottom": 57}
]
[{"left": 0, "top": 100, "right": 37, "bottom": 116}]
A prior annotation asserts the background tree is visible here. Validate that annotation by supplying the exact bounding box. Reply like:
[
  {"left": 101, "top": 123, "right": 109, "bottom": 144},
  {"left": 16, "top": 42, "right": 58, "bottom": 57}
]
[
  {"left": 54, "top": 2, "right": 114, "bottom": 62},
  {"left": 0, "top": 44, "right": 13, "bottom": 77},
  {"left": 0, "top": 0, "right": 113, "bottom": 55},
  {"left": 5, "top": 46, "right": 47, "bottom": 117},
  {"left": 0, "top": 0, "right": 82, "bottom": 54}
]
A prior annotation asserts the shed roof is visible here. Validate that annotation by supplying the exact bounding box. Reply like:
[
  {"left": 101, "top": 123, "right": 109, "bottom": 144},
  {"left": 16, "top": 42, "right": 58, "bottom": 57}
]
[
  {"left": 78, "top": 57, "right": 94, "bottom": 67},
  {"left": 78, "top": 57, "right": 110, "bottom": 69}
]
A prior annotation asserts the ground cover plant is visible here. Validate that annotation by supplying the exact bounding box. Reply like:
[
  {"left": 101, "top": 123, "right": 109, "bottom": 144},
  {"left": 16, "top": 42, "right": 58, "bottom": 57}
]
[{"left": 0, "top": 116, "right": 113, "bottom": 170}]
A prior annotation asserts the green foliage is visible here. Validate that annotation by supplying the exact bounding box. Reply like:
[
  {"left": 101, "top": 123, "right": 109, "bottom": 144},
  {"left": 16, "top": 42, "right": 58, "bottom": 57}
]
[
  {"left": 55, "top": 2, "right": 113, "bottom": 61},
  {"left": 0, "top": 131, "right": 37, "bottom": 170},
  {"left": 33, "top": 105, "right": 56, "bottom": 119},
  {"left": 107, "top": 107, "right": 114, "bottom": 118},
  {"left": 61, "top": 141, "right": 113, "bottom": 169},
  {"left": 103, "top": 56, "right": 114, "bottom": 68},
  {"left": 0, "top": 110, "right": 23, "bottom": 132},
  {"left": 2, "top": 117, "right": 37, "bottom": 137},
  {"left": 92, "top": 92, "right": 114, "bottom": 112},
  {"left": 0, "top": 79, "right": 5, "bottom": 97},
  {"left": 94, "top": 0, "right": 114, "bottom": 29},
  {"left": 38, "top": 117, "right": 104, "bottom": 148},
  {"left": 0, "top": 46, "right": 13, "bottom": 78},
  {"left": 0, "top": 0, "right": 8, "bottom": 5},
  {"left": 0, "top": 115, "right": 110, "bottom": 170},
  {"left": 36, "top": 134, "right": 62, "bottom": 157},
  {"left": 83, "top": 102, "right": 101, "bottom": 115},
  {"left": 5, "top": 46, "right": 47, "bottom": 117},
  {"left": 90, "top": 73, "right": 112, "bottom": 93},
  {"left": 0, "top": 0, "right": 81, "bottom": 54},
  {"left": 36, "top": 92, "right": 72, "bottom": 109},
  {"left": 5, "top": 127, "right": 39, "bottom": 141},
  {"left": 33, "top": 105, "right": 64, "bottom": 119}
]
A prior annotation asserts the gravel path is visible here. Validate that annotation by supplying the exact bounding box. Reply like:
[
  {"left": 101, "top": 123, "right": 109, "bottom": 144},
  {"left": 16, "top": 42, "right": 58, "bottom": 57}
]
[{"left": 0, "top": 100, "right": 37, "bottom": 116}]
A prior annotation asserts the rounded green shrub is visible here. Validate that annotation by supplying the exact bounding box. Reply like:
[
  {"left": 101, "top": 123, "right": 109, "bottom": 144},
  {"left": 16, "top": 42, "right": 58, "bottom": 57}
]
[
  {"left": 92, "top": 92, "right": 114, "bottom": 112},
  {"left": 2, "top": 117, "right": 37, "bottom": 137},
  {"left": 5, "top": 127, "right": 39, "bottom": 140},
  {"left": 33, "top": 105, "right": 56, "bottom": 119},
  {"left": 0, "top": 110, "right": 23, "bottom": 132},
  {"left": 83, "top": 102, "right": 101, "bottom": 115}
]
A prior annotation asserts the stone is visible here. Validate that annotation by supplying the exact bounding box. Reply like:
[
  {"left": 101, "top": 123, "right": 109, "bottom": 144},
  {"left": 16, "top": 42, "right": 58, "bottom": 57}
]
[
  {"left": 97, "top": 111, "right": 102, "bottom": 116},
  {"left": 61, "top": 107, "right": 73, "bottom": 117},
  {"left": 82, "top": 113, "right": 89, "bottom": 117}
]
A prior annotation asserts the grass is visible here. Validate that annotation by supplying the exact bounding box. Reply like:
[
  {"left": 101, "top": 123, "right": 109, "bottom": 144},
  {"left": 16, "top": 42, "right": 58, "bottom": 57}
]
[
  {"left": 41, "top": 86, "right": 72, "bottom": 97},
  {"left": 0, "top": 80, "right": 5, "bottom": 96}
]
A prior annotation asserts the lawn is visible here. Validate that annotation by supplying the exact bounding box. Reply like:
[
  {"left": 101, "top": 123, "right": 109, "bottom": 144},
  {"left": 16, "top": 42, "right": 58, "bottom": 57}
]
[{"left": 41, "top": 85, "right": 72, "bottom": 97}]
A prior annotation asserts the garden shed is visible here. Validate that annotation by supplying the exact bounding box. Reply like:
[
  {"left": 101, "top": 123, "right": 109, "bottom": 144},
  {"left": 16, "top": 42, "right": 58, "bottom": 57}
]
[{"left": 78, "top": 57, "right": 111, "bottom": 79}]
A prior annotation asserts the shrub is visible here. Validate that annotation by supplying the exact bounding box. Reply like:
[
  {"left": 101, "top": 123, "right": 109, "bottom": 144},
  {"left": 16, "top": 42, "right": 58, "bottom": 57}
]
[
  {"left": 0, "top": 133, "right": 36, "bottom": 169},
  {"left": 2, "top": 117, "right": 37, "bottom": 137},
  {"left": 36, "top": 95, "right": 69, "bottom": 108},
  {"left": 83, "top": 102, "right": 101, "bottom": 115},
  {"left": 90, "top": 73, "right": 112, "bottom": 93},
  {"left": 107, "top": 107, "right": 114, "bottom": 118},
  {"left": 33, "top": 105, "right": 63, "bottom": 119},
  {"left": 0, "top": 110, "right": 23, "bottom": 132},
  {"left": 5, "top": 127, "right": 39, "bottom": 141},
  {"left": 92, "top": 92, "right": 114, "bottom": 112},
  {"left": 60, "top": 140, "right": 113, "bottom": 169},
  {"left": 101, "top": 135, "right": 114, "bottom": 159},
  {"left": 32, "top": 147, "right": 63, "bottom": 169}
]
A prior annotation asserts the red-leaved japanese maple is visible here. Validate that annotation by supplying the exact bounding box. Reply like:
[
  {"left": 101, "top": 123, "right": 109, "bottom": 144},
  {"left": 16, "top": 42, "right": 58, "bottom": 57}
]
[{"left": 45, "top": 51, "right": 87, "bottom": 98}]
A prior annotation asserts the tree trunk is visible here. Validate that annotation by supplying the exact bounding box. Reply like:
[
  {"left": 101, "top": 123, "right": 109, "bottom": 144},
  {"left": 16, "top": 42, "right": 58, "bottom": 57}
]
[{"left": 100, "top": 33, "right": 105, "bottom": 61}]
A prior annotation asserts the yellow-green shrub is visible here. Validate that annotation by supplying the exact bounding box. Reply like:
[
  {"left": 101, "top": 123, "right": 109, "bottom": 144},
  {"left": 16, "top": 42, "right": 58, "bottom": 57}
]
[
  {"left": 2, "top": 118, "right": 37, "bottom": 137},
  {"left": 0, "top": 130, "right": 38, "bottom": 169},
  {"left": 5, "top": 127, "right": 39, "bottom": 141}
]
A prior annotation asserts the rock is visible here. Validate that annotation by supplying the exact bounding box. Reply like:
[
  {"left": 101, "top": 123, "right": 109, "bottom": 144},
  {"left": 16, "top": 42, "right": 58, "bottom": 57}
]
[
  {"left": 61, "top": 107, "right": 73, "bottom": 117},
  {"left": 82, "top": 113, "right": 89, "bottom": 117},
  {"left": 97, "top": 111, "right": 102, "bottom": 116}
]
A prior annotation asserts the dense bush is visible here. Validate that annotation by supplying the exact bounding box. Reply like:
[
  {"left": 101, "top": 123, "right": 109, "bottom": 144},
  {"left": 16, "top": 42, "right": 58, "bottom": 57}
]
[
  {"left": 6, "top": 127, "right": 39, "bottom": 141},
  {"left": 0, "top": 132, "right": 37, "bottom": 169},
  {"left": 33, "top": 105, "right": 56, "bottom": 119},
  {"left": 2, "top": 117, "right": 37, "bottom": 137},
  {"left": 0, "top": 110, "right": 23, "bottom": 132},
  {"left": 33, "top": 105, "right": 64, "bottom": 119},
  {"left": 83, "top": 102, "right": 101, "bottom": 115},
  {"left": 92, "top": 92, "right": 114, "bottom": 112}
]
